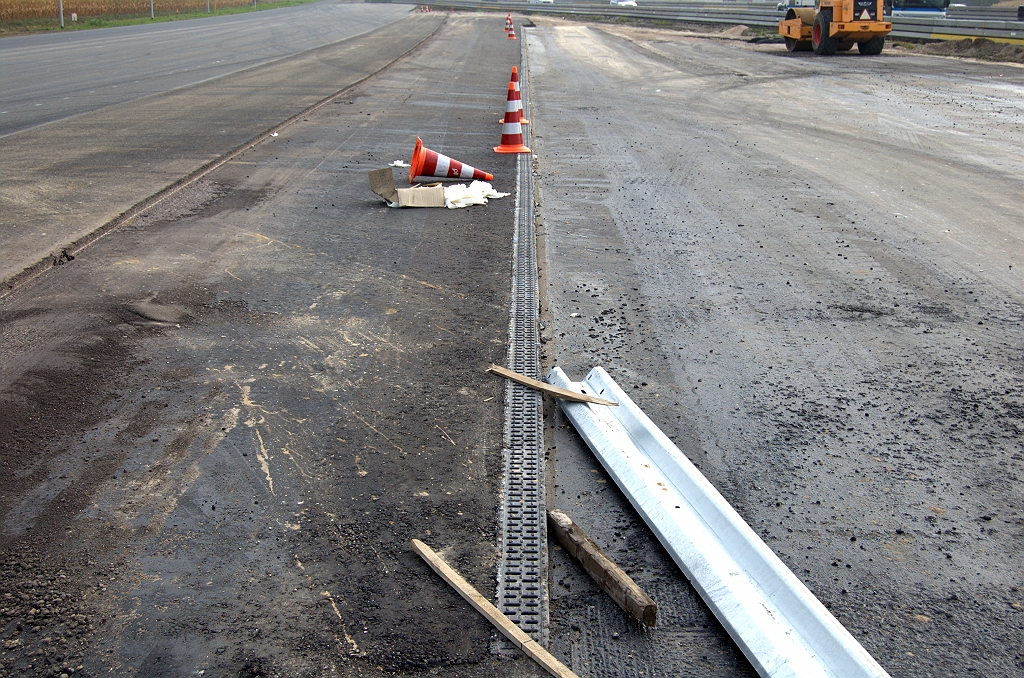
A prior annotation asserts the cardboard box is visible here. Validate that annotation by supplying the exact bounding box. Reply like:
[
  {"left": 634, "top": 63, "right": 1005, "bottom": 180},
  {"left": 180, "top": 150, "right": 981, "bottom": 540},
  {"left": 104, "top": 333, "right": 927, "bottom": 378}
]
[{"left": 368, "top": 168, "right": 445, "bottom": 208}]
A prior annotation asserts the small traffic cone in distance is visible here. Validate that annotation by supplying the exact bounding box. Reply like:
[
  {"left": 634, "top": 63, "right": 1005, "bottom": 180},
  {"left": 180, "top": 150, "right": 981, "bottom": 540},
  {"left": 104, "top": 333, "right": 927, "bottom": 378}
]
[
  {"left": 494, "top": 84, "right": 531, "bottom": 154},
  {"left": 499, "top": 66, "right": 529, "bottom": 126},
  {"left": 409, "top": 137, "right": 493, "bottom": 183},
  {"left": 507, "top": 27, "right": 516, "bottom": 40}
]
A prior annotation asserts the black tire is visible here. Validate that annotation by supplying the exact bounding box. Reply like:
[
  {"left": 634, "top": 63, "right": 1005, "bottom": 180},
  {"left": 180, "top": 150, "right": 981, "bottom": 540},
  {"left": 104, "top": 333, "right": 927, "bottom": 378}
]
[
  {"left": 837, "top": 39, "right": 855, "bottom": 51},
  {"left": 858, "top": 36, "right": 885, "bottom": 55},
  {"left": 812, "top": 9, "right": 838, "bottom": 55}
]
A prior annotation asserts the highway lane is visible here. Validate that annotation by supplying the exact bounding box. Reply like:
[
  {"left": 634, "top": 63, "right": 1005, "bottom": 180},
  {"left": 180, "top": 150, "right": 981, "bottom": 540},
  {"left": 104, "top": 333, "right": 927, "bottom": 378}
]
[
  {"left": 0, "top": 1, "right": 413, "bottom": 137},
  {"left": 0, "top": 9, "right": 444, "bottom": 291},
  {"left": 528, "top": 20, "right": 1023, "bottom": 678}
]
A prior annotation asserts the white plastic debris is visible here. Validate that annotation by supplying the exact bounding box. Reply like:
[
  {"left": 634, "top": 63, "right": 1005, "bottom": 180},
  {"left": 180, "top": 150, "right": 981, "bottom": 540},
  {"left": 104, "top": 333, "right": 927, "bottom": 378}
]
[
  {"left": 389, "top": 160, "right": 411, "bottom": 167},
  {"left": 443, "top": 181, "right": 510, "bottom": 209}
]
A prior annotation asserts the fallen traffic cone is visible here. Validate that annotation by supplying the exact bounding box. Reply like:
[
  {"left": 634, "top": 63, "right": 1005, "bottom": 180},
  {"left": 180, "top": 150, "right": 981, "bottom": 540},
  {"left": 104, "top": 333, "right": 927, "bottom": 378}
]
[
  {"left": 498, "top": 66, "right": 529, "bottom": 126},
  {"left": 507, "top": 26, "right": 516, "bottom": 40},
  {"left": 409, "top": 137, "right": 493, "bottom": 183},
  {"left": 494, "top": 83, "right": 531, "bottom": 154}
]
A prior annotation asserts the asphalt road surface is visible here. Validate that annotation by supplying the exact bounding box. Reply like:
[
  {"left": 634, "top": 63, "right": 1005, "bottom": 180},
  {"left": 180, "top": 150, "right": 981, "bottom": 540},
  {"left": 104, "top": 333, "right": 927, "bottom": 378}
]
[
  {"left": 2, "top": 9, "right": 1023, "bottom": 678},
  {"left": 0, "top": 12, "right": 547, "bottom": 678},
  {"left": 529, "top": 20, "right": 1023, "bottom": 678},
  {"left": 0, "top": 3, "right": 437, "bottom": 290},
  {"left": 0, "top": 1, "right": 411, "bottom": 137}
]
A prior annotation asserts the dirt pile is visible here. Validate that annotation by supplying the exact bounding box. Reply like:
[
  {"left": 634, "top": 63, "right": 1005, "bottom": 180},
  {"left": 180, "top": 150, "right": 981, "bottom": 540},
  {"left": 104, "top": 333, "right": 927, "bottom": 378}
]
[{"left": 898, "top": 37, "right": 1024, "bottom": 64}]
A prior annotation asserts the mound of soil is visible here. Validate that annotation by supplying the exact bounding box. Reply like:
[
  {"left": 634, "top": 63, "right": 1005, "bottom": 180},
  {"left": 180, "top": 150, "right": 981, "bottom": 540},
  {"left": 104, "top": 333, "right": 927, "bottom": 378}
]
[{"left": 900, "top": 37, "right": 1024, "bottom": 64}]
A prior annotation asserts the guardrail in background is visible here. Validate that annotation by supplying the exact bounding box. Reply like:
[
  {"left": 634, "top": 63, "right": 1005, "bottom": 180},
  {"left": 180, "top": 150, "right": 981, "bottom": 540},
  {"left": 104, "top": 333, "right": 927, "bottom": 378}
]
[
  {"left": 384, "top": 0, "right": 1024, "bottom": 44},
  {"left": 946, "top": 5, "right": 1024, "bottom": 22}
]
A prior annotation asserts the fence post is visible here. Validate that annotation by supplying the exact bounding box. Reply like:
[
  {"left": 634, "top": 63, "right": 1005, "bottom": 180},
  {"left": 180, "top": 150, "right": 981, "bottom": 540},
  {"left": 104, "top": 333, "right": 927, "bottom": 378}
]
[
  {"left": 150, "top": 0, "right": 154, "bottom": 18},
  {"left": 59, "top": 0, "right": 64, "bottom": 27}
]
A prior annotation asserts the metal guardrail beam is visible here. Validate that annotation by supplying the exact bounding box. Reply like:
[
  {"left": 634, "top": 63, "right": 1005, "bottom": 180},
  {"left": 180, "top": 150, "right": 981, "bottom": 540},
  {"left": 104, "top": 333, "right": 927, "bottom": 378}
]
[
  {"left": 546, "top": 366, "right": 891, "bottom": 678},
  {"left": 946, "top": 5, "right": 1024, "bottom": 22},
  {"left": 401, "top": 0, "right": 1024, "bottom": 43}
]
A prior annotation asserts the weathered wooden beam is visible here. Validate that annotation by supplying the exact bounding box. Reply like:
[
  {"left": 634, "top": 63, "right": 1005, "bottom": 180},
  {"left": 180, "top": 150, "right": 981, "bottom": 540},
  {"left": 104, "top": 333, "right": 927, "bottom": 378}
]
[
  {"left": 486, "top": 364, "right": 618, "bottom": 406},
  {"left": 410, "top": 539, "right": 580, "bottom": 678},
  {"left": 547, "top": 509, "right": 657, "bottom": 627}
]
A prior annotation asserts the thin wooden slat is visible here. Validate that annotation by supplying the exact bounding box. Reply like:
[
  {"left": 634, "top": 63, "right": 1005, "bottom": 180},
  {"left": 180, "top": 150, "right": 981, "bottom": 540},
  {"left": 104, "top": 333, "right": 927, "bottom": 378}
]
[
  {"left": 486, "top": 364, "right": 618, "bottom": 406},
  {"left": 548, "top": 509, "right": 657, "bottom": 627},
  {"left": 410, "top": 539, "right": 580, "bottom": 678}
]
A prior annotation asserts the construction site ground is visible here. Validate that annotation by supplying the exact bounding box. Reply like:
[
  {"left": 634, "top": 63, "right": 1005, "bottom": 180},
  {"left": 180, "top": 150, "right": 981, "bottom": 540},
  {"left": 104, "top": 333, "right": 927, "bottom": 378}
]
[{"left": 1, "top": 6, "right": 1022, "bottom": 678}]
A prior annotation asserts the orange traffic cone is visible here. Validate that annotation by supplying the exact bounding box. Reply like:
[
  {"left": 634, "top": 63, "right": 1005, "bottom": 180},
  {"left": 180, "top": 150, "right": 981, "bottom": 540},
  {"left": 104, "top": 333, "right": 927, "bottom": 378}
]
[
  {"left": 507, "top": 26, "right": 516, "bottom": 40},
  {"left": 494, "top": 84, "right": 531, "bottom": 154},
  {"left": 498, "top": 66, "right": 529, "bottom": 126},
  {"left": 505, "top": 13, "right": 513, "bottom": 32},
  {"left": 409, "top": 137, "right": 493, "bottom": 183}
]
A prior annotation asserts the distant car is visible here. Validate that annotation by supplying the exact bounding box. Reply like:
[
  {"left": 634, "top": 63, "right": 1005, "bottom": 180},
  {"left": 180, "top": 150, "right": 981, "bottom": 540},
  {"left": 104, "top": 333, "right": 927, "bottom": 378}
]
[
  {"left": 527, "top": 0, "right": 553, "bottom": 4},
  {"left": 611, "top": 0, "right": 637, "bottom": 6}
]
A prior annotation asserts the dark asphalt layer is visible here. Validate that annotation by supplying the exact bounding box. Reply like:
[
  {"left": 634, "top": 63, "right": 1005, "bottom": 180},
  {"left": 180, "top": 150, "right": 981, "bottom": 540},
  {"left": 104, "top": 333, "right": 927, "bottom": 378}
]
[
  {"left": 0, "top": 1, "right": 411, "bottom": 137},
  {"left": 0, "top": 14, "right": 550, "bottom": 678},
  {"left": 0, "top": 8, "right": 443, "bottom": 290}
]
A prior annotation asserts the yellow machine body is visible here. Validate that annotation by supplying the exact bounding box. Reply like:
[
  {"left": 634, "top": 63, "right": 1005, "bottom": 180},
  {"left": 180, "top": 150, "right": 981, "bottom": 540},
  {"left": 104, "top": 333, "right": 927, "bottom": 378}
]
[{"left": 778, "top": 0, "right": 892, "bottom": 54}]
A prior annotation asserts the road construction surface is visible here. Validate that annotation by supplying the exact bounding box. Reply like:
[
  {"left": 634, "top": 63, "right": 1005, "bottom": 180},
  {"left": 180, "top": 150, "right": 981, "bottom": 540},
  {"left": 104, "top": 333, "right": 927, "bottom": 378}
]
[
  {"left": 0, "top": 10, "right": 544, "bottom": 678},
  {"left": 1, "top": 7, "right": 1023, "bottom": 678},
  {"left": 531, "top": 20, "right": 1023, "bottom": 678}
]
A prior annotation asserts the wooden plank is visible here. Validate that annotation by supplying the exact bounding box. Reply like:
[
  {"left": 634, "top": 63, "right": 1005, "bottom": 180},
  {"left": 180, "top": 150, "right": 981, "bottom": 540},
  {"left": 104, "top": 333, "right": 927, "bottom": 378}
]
[
  {"left": 410, "top": 539, "right": 580, "bottom": 678},
  {"left": 547, "top": 509, "right": 658, "bottom": 627},
  {"left": 486, "top": 364, "right": 618, "bottom": 406}
]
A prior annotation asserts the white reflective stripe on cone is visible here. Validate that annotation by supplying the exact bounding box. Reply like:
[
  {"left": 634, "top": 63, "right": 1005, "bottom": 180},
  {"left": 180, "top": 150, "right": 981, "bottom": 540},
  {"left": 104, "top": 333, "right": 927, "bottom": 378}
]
[
  {"left": 501, "top": 122, "right": 521, "bottom": 135},
  {"left": 435, "top": 155, "right": 451, "bottom": 176}
]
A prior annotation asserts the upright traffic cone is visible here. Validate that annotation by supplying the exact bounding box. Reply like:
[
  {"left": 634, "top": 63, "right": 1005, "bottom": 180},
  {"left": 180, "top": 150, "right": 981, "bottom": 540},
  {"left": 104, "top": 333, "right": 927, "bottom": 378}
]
[
  {"left": 494, "top": 83, "right": 531, "bottom": 154},
  {"left": 409, "top": 137, "right": 493, "bottom": 183},
  {"left": 507, "top": 26, "right": 516, "bottom": 40},
  {"left": 498, "top": 66, "right": 529, "bottom": 126},
  {"left": 505, "top": 13, "right": 513, "bottom": 32}
]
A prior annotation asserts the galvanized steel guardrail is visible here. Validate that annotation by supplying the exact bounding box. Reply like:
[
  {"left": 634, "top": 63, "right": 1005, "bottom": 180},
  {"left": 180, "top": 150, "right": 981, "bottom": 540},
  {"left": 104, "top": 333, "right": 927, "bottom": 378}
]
[
  {"left": 384, "top": 0, "right": 1024, "bottom": 43},
  {"left": 547, "top": 366, "right": 891, "bottom": 678}
]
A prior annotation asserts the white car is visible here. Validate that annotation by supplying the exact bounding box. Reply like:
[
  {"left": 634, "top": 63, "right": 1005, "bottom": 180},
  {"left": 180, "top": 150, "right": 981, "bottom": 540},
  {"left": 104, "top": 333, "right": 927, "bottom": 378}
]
[
  {"left": 611, "top": 0, "right": 637, "bottom": 6},
  {"left": 527, "top": 0, "right": 553, "bottom": 4}
]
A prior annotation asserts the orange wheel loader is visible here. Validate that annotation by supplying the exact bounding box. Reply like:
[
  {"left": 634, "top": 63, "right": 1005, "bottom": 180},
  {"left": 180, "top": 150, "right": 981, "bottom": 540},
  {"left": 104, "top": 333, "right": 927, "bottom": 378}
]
[{"left": 778, "top": 0, "right": 892, "bottom": 55}]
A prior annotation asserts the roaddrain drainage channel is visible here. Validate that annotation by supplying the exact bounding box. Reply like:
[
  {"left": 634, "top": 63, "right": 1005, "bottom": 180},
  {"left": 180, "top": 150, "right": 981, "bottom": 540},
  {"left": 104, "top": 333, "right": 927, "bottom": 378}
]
[{"left": 495, "top": 39, "right": 547, "bottom": 651}]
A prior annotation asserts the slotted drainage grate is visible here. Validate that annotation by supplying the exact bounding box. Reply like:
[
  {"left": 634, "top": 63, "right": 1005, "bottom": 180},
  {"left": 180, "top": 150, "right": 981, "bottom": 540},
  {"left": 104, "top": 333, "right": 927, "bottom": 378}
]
[{"left": 495, "top": 37, "right": 547, "bottom": 651}]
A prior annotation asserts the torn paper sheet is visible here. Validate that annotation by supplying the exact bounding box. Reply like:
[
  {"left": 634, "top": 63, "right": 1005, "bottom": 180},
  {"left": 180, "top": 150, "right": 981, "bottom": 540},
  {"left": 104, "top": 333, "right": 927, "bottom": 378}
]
[{"left": 444, "top": 181, "right": 510, "bottom": 209}]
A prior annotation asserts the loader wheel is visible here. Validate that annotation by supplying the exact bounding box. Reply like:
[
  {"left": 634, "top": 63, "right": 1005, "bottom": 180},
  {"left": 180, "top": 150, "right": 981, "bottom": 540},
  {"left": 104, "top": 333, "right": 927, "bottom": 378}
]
[
  {"left": 858, "top": 36, "right": 885, "bottom": 55},
  {"left": 785, "top": 37, "right": 812, "bottom": 51},
  {"left": 812, "top": 9, "right": 838, "bottom": 55}
]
